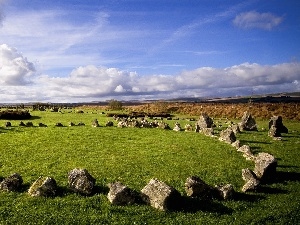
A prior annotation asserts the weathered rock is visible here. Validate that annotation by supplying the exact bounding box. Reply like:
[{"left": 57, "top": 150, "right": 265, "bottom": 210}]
[
  {"left": 5, "top": 121, "right": 11, "bottom": 127},
  {"left": 184, "top": 124, "right": 193, "bottom": 132},
  {"left": 268, "top": 125, "right": 280, "bottom": 137},
  {"left": 0, "top": 173, "right": 23, "bottom": 192},
  {"left": 28, "top": 176, "right": 57, "bottom": 197},
  {"left": 237, "top": 145, "right": 256, "bottom": 161},
  {"left": 195, "top": 113, "right": 214, "bottom": 129},
  {"left": 68, "top": 168, "right": 96, "bottom": 195},
  {"left": 184, "top": 176, "right": 214, "bottom": 199},
  {"left": 19, "top": 121, "right": 26, "bottom": 126},
  {"left": 254, "top": 152, "right": 277, "bottom": 182},
  {"left": 219, "top": 128, "right": 236, "bottom": 144},
  {"left": 107, "top": 181, "right": 139, "bottom": 205},
  {"left": 105, "top": 121, "right": 114, "bottom": 127},
  {"left": 173, "top": 122, "right": 181, "bottom": 131},
  {"left": 241, "top": 168, "right": 260, "bottom": 192},
  {"left": 117, "top": 121, "right": 127, "bottom": 128},
  {"left": 92, "top": 119, "right": 100, "bottom": 127},
  {"left": 38, "top": 123, "right": 47, "bottom": 127},
  {"left": 26, "top": 121, "right": 34, "bottom": 127},
  {"left": 69, "top": 122, "right": 75, "bottom": 126},
  {"left": 268, "top": 116, "right": 288, "bottom": 134},
  {"left": 77, "top": 122, "right": 85, "bottom": 126},
  {"left": 231, "top": 140, "right": 241, "bottom": 149},
  {"left": 230, "top": 124, "right": 241, "bottom": 135},
  {"left": 141, "top": 178, "right": 181, "bottom": 211},
  {"left": 238, "top": 111, "right": 257, "bottom": 131},
  {"left": 158, "top": 122, "right": 170, "bottom": 130},
  {"left": 214, "top": 184, "right": 235, "bottom": 200},
  {"left": 195, "top": 124, "right": 200, "bottom": 133},
  {"left": 201, "top": 128, "right": 214, "bottom": 136},
  {"left": 55, "top": 122, "right": 64, "bottom": 127}
]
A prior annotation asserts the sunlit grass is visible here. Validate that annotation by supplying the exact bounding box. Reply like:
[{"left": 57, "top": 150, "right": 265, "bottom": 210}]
[{"left": 0, "top": 110, "right": 299, "bottom": 224}]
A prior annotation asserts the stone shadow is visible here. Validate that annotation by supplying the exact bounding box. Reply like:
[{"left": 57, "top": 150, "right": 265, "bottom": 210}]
[{"left": 176, "top": 197, "right": 233, "bottom": 214}]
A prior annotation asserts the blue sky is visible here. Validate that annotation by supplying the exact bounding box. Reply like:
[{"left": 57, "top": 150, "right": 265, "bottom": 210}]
[{"left": 0, "top": 0, "right": 299, "bottom": 102}]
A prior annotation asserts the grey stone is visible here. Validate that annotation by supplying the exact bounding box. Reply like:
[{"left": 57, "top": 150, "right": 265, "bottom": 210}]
[
  {"left": 237, "top": 145, "right": 256, "bottom": 161},
  {"left": 184, "top": 176, "right": 214, "bottom": 199},
  {"left": 68, "top": 168, "right": 96, "bottom": 195},
  {"left": 184, "top": 124, "right": 193, "bottom": 132},
  {"left": 5, "top": 121, "right": 11, "bottom": 127},
  {"left": 214, "top": 184, "right": 235, "bottom": 200},
  {"left": 105, "top": 121, "right": 114, "bottom": 127},
  {"left": 254, "top": 152, "right": 277, "bottom": 182},
  {"left": 195, "top": 113, "right": 214, "bottom": 129},
  {"left": 173, "top": 123, "right": 181, "bottom": 131},
  {"left": 241, "top": 168, "right": 260, "bottom": 192},
  {"left": 268, "top": 116, "right": 288, "bottom": 134},
  {"left": 141, "top": 178, "right": 181, "bottom": 211},
  {"left": 201, "top": 128, "right": 214, "bottom": 136},
  {"left": 238, "top": 111, "right": 257, "bottom": 131},
  {"left": 231, "top": 140, "right": 241, "bottom": 149},
  {"left": 0, "top": 173, "right": 23, "bottom": 192},
  {"left": 28, "top": 176, "right": 57, "bottom": 197},
  {"left": 92, "top": 119, "right": 100, "bottom": 127},
  {"left": 107, "top": 181, "right": 139, "bottom": 205},
  {"left": 219, "top": 128, "right": 236, "bottom": 144}
]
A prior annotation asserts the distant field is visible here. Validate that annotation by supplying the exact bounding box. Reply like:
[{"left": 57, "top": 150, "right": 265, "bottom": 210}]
[{"left": 0, "top": 109, "right": 299, "bottom": 224}]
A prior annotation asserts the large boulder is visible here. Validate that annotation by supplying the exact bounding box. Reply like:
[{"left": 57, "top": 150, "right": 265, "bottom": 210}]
[
  {"left": 141, "top": 178, "right": 181, "bottom": 211},
  {"left": 219, "top": 128, "right": 236, "bottom": 144},
  {"left": 0, "top": 173, "right": 23, "bottom": 192},
  {"left": 195, "top": 113, "right": 214, "bottom": 130},
  {"left": 184, "top": 176, "right": 214, "bottom": 199},
  {"left": 241, "top": 168, "right": 260, "bottom": 192},
  {"left": 107, "top": 181, "right": 139, "bottom": 205},
  {"left": 268, "top": 116, "right": 288, "bottom": 137},
  {"left": 68, "top": 168, "right": 96, "bottom": 195},
  {"left": 28, "top": 176, "right": 57, "bottom": 197},
  {"left": 238, "top": 111, "right": 257, "bottom": 131},
  {"left": 268, "top": 116, "right": 288, "bottom": 133},
  {"left": 254, "top": 152, "right": 277, "bottom": 182}
]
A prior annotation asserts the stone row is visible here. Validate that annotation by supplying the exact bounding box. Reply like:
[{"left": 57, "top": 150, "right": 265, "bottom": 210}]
[{"left": 0, "top": 168, "right": 234, "bottom": 211}]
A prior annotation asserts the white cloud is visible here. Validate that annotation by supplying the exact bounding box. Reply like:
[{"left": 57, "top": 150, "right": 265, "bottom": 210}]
[
  {"left": 1, "top": 45, "right": 299, "bottom": 103},
  {"left": 233, "top": 11, "right": 283, "bottom": 30},
  {"left": 0, "top": 44, "right": 36, "bottom": 85}
]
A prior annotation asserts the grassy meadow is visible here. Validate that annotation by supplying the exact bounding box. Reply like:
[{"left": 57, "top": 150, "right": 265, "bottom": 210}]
[{"left": 0, "top": 108, "right": 299, "bottom": 224}]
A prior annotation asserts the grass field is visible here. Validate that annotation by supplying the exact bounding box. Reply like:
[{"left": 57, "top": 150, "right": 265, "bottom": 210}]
[{"left": 0, "top": 109, "right": 299, "bottom": 224}]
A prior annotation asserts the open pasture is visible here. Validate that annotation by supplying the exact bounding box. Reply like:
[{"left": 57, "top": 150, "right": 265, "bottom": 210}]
[{"left": 0, "top": 109, "right": 299, "bottom": 224}]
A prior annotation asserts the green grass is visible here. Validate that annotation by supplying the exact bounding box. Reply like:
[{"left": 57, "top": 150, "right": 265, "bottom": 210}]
[{"left": 0, "top": 109, "right": 299, "bottom": 224}]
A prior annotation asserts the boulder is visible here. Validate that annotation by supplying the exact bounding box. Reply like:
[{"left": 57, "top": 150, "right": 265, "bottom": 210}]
[
  {"left": 173, "top": 122, "right": 181, "bottom": 131},
  {"left": 268, "top": 125, "right": 281, "bottom": 137},
  {"left": 195, "top": 113, "right": 214, "bottom": 129},
  {"left": 107, "top": 181, "right": 139, "bottom": 205},
  {"left": 105, "top": 121, "right": 114, "bottom": 127},
  {"left": 230, "top": 124, "right": 241, "bottom": 135},
  {"left": 195, "top": 124, "right": 200, "bottom": 133},
  {"left": 158, "top": 122, "right": 170, "bottom": 130},
  {"left": 184, "top": 176, "right": 214, "bottom": 199},
  {"left": 268, "top": 116, "right": 288, "bottom": 134},
  {"left": 0, "top": 173, "right": 23, "bottom": 192},
  {"left": 55, "top": 122, "right": 64, "bottom": 127},
  {"left": 237, "top": 145, "right": 255, "bottom": 161},
  {"left": 68, "top": 168, "right": 96, "bottom": 195},
  {"left": 92, "top": 119, "right": 100, "bottom": 127},
  {"left": 77, "top": 122, "right": 85, "bottom": 126},
  {"left": 28, "top": 176, "right": 57, "bottom": 197},
  {"left": 201, "top": 128, "right": 214, "bottom": 136},
  {"left": 38, "top": 123, "right": 47, "bottom": 127},
  {"left": 69, "top": 122, "right": 75, "bottom": 126},
  {"left": 219, "top": 128, "right": 236, "bottom": 144},
  {"left": 238, "top": 111, "right": 257, "bottom": 131},
  {"left": 241, "top": 168, "right": 260, "bottom": 192},
  {"left": 5, "top": 121, "right": 11, "bottom": 127},
  {"left": 254, "top": 152, "right": 277, "bottom": 182},
  {"left": 214, "top": 184, "right": 235, "bottom": 200},
  {"left": 141, "top": 178, "right": 181, "bottom": 211},
  {"left": 184, "top": 124, "right": 193, "bottom": 132},
  {"left": 231, "top": 140, "right": 241, "bottom": 149},
  {"left": 26, "top": 121, "right": 34, "bottom": 127},
  {"left": 19, "top": 121, "right": 26, "bottom": 126}
]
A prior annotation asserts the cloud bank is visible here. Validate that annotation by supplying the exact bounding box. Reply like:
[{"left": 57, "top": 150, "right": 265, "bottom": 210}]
[
  {"left": 233, "top": 11, "right": 283, "bottom": 30},
  {"left": 0, "top": 44, "right": 299, "bottom": 103}
]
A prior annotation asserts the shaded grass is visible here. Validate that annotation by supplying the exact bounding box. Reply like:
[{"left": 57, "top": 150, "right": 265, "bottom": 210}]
[{"left": 0, "top": 110, "right": 299, "bottom": 224}]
